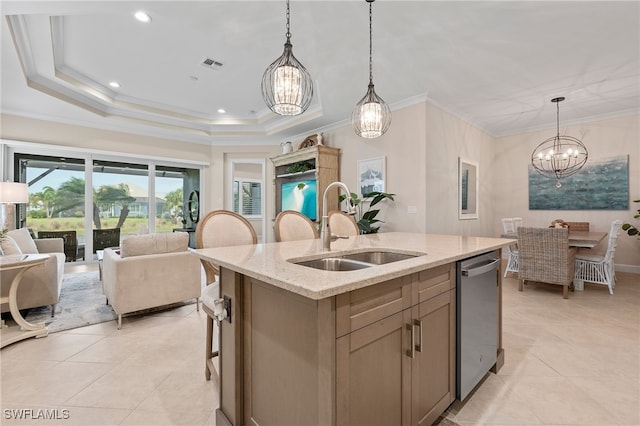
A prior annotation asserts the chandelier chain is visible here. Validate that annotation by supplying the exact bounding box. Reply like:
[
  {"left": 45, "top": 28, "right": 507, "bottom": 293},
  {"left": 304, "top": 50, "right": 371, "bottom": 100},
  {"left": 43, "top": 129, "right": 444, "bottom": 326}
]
[
  {"left": 369, "top": 1, "right": 373, "bottom": 84},
  {"left": 285, "top": 0, "right": 291, "bottom": 41}
]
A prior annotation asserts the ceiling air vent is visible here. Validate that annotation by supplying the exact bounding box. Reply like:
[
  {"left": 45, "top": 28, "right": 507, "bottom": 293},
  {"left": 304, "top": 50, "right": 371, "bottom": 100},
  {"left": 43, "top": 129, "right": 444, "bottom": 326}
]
[{"left": 201, "top": 57, "right": 223, "bottom": 70}]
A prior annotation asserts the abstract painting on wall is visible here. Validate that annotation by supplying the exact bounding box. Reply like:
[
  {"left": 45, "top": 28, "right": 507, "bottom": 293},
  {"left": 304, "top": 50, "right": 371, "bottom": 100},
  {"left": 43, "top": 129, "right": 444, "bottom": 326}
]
[{"left": 529, "top": 155, "right": 629, "bottom": 210}]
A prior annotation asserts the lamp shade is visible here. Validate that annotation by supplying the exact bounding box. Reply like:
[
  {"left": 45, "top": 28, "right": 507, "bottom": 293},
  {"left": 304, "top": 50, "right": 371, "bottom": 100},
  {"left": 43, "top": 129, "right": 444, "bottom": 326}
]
[{"left": 0, "top": 182, "right": 28, "bottom": 204}]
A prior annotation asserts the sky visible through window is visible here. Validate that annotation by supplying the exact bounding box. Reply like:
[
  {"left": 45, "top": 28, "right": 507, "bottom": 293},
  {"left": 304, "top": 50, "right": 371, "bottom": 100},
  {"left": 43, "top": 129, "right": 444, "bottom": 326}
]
[{"left": 27, "top": 168, "right": 179, "bottom": 198}]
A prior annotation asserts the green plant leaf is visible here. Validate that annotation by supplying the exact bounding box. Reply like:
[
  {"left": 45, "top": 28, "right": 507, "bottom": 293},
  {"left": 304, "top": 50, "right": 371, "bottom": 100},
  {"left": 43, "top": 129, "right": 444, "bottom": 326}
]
[
  {"left": 357, "top": 220, "right": 372, "bottom": 233},
  {"left": 363, "top": 209, "right": 380, "bottom": 221}
]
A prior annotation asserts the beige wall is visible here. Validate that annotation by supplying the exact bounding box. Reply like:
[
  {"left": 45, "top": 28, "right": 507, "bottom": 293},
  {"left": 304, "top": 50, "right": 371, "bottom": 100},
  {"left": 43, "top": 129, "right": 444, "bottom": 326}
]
[
  {"left": 323, "top": 102, "right": 427, "bottom": 234},
  {"left": 493, "top": 114, "right": 640, "bottom": 269},
  {"left": 322, "top": 101, "right": 496, "bottom": 237},
  {"left": 3, "top": 108, "right": 639, "bottom": 269}
]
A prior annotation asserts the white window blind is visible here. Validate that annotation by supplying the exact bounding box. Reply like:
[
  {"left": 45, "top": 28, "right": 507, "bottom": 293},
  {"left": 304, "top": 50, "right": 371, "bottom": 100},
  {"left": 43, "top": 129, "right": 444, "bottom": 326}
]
[{"left": 233, "top": 179, "right": 262, "bottom": 217}]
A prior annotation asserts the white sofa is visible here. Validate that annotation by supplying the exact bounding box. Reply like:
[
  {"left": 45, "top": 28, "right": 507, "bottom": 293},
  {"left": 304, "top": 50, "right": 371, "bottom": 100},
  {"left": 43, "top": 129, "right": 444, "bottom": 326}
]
[
  {"left": 102, "top": 232, "right": 201, "bottom": 329},
  {"left": 0, "top": 228, "right": 65, "bottom": 316}
]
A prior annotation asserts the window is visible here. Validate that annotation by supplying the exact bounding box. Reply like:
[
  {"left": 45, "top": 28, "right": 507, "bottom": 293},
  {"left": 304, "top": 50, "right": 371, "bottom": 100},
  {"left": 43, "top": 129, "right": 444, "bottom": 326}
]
[
  {"left": 233, "top": 179, "right": 262, "bottom": 217},
  {"left": 14, "top": 152, "right": 202, "bottom": 259}
]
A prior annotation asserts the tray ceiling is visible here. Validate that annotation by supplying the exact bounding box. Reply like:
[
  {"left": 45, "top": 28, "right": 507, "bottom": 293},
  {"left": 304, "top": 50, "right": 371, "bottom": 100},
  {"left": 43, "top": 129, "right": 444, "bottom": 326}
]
[{"left": 1, "top": 1, "right": 638, "bottom": 145}]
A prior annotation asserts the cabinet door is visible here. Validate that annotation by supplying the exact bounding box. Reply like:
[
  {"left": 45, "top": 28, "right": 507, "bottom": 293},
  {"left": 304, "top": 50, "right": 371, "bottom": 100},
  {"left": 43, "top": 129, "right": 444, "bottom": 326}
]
[
  {"left": 411, "top": 290, "right": 456, "bottom": 426},
  {"left": 336, "top": 309, "right": 412, "bottom": 426}
]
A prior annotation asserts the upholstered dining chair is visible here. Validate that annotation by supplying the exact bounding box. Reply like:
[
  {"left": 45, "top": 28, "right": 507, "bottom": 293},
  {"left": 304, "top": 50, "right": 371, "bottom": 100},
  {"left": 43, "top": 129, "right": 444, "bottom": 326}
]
[
  {"left": 274, "top": 210, "right": 318, "bottom": 242},
  {"left": 517, "top": 227, "right": 576, "bottom": 299},
  {"left": 574, "top": 220, "right": 623, "bottom": 295},
  {"left": 196, "top": 210, "right": 257, "bottom": 380},
  {"left": 328, "top": 210, "right": 360, "bottom": 237}
]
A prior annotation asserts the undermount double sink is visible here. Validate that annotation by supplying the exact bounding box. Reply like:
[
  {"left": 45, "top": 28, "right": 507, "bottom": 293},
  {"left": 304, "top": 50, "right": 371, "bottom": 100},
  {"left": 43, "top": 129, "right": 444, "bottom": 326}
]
[{"left": 293, "top": 251, "right": 424, "bottom": 271}]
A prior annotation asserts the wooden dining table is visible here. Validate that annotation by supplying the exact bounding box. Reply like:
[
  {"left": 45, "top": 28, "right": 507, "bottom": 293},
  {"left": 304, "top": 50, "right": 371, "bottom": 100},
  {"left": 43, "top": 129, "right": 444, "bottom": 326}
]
[
  {"left": 501, "top": 230, "right": 608, "bottom": 249},
  {"left": 566, "top": 231, "right": 608, "bottom": 248}
]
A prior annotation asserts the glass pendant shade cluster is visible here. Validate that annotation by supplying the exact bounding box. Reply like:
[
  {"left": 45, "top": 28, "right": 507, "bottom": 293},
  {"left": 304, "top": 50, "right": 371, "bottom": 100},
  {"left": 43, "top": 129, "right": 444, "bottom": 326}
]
[
  {"left": 531, "top": 97, "right": 588, "bottom": 187},
  {"left": 352, "top": 0, "right": 391, "bottom": 139},
  {"left": 261, "top": 0, "right": 313, "bottom": 116}
]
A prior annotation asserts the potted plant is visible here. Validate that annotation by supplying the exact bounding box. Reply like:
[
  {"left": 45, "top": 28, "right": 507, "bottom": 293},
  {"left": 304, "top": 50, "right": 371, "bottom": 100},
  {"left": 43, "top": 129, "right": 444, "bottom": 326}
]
[
  {"left": 622, "top": 199, "right": 639, "bottom": 237},
  {"left": 338, "top": 191, "right": 395, "bottom": 234}
]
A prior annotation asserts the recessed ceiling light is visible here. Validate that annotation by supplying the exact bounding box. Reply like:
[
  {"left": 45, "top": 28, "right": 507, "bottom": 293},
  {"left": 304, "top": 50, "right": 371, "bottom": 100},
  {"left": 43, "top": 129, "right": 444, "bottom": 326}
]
[
  {"left": 217, "top": 109, "right": 226, "bottom": 114},
  {"left": 109, "top": 81, "right": 120, "bottom": 88},
  {"left": 134, "top": 11, "right": 152, "bottom": 23}
]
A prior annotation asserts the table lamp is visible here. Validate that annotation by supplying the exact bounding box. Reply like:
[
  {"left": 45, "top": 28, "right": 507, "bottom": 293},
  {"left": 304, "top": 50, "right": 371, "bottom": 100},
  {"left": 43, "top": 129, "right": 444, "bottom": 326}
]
[{"left": 0, "top": 182, "right": 29, "bottom": 231}]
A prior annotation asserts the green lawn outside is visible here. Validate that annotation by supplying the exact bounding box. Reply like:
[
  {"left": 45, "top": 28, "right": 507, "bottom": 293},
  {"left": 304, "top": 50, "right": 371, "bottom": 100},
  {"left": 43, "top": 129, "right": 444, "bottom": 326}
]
[{"left": 27, "top": 217, "right": 183, "bottom": 238}]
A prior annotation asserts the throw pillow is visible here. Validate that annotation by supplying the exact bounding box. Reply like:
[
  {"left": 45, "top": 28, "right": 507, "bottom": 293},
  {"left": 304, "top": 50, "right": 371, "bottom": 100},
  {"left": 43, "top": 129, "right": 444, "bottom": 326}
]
[
  {"left": 6, "top": 228, "right": 39, "bottom": 254},
  {"left": 1, "top": 236, "right": 23, "bottom": 255}
]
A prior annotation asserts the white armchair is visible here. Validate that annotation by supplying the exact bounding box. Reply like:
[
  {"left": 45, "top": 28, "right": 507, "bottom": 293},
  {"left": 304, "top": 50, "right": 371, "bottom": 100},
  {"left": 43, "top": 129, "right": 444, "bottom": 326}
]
[
  {"left": 1, "top": 228, "right": 64, "bottom": 316},
  {"left": 102, "top": 232, "right": 201, "bottom": 329}
]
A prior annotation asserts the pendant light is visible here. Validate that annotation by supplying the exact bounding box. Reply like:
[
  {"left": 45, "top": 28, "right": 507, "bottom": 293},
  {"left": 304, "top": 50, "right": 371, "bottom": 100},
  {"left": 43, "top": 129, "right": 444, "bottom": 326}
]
[
  {"left": 531, "top": 97, "right": 588, "bottom": 187},
  {"left": 352, "top": 0, "right": 391, "bottom": 139},
  {"left": 261, "top": 0, "right": 313, "bottom": 116}
]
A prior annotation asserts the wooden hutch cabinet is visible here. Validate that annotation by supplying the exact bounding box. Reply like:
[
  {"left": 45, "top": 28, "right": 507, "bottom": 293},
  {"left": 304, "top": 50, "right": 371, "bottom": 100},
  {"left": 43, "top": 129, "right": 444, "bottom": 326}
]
[{"left": 271, "top": 145, "right": 340, "bottom": 222}]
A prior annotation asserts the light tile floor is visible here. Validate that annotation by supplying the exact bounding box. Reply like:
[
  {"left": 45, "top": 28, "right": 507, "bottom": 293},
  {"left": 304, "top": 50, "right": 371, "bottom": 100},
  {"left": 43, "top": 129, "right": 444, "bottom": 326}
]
[{"left": 1, "top": 264, "right": 638, "bottom": 425}]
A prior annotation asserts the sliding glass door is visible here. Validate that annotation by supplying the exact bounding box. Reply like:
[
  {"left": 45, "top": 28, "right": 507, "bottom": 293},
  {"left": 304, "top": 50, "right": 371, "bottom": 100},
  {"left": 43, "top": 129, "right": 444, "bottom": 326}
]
[{"left": 14, "top": 152, "right": 202, "bottom": 261}]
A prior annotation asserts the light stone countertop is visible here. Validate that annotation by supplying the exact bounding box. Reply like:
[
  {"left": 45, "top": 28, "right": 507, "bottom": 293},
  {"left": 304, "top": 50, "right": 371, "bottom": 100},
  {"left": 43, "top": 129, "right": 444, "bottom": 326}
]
[{"left": 190, "top": 232, "right": 515, "bottom": 300}]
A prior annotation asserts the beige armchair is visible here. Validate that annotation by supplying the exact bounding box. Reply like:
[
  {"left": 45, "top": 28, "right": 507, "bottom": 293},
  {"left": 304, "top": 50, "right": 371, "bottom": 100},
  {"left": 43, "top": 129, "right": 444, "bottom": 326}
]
[
  {"left": 102, "top": 232, "right": 201, "bottom": 329},
  {"left": 1, "top": 228, "right": 64, "bottom": 316},
  {"left": 517, "top": 227, "right": 576, "bottom": 299}
]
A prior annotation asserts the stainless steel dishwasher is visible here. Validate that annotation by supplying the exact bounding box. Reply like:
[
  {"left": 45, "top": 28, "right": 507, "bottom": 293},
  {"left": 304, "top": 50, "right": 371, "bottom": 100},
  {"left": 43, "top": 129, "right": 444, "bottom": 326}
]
[{"left": 456, "top": 251, "right": 499, "bottom": 401}]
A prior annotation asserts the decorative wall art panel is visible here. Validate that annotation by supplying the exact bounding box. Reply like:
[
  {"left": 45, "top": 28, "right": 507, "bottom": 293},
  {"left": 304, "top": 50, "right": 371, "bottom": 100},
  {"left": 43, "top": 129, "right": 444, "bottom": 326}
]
[
  {"left": 358, "top": 157, "right": 385, "bottom": 195},
  {"left": 529, "top": 155, "right": 629, "bottom": 210}
]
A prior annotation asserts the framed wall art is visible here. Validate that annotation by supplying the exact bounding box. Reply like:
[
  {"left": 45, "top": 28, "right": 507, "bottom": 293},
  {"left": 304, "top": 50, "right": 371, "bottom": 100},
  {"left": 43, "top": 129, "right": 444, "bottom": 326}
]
[
  {"left": 459, "top": 157, "right": 479, "bottom": 220},
  {"left": 358, "top": 157, "right": 385, "bottom": 195}
]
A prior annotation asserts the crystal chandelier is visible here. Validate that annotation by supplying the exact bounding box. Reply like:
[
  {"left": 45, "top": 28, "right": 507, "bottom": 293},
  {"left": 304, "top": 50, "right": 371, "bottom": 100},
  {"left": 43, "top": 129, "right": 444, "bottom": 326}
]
[
  {"left": 531, "top": 97, "right": 588, "bottom": 187},
  {"left": 352, "top": 0, "right": 391, "bottom": 139},
  {"left": 261, "top": 0, "right": 313, "bottom": 116}
]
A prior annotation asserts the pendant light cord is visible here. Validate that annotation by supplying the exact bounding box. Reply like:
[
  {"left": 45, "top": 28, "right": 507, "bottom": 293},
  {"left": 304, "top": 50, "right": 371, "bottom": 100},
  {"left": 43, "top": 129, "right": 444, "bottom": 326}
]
[
  {"left": 368, "top": 1, "right": 373, "bottom": 84},
  {"left": 286, "top": 0, "right": 291, "bottom": 42},
  {"left": 556, "top": 100, "right": 560, "bottom": 138}
]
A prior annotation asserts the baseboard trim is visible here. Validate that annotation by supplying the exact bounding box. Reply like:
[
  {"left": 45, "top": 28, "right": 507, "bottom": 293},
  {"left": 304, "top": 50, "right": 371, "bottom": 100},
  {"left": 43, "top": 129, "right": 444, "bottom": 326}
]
[{"left": 615, "top": 264, "right": 640, "bottom": 274}]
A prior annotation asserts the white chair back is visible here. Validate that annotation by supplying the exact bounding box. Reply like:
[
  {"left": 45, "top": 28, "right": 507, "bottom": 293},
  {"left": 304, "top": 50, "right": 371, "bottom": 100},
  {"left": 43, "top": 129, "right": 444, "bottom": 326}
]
[
  {"left": 512, "top": 217, "right": 523, "bottom": 230},
  {"left": 196, "top": 210, "right": 257, "bottom": 284},
  {"left": 501, "top": 218, "right": 516, "bottom": 234},
  {"left": 603, "top": 220, "right": 623, "bottom": 263},
  {"left": 328, "top": 210, "right": 360, "bottom": 237},
  {"left": 275, "top": 210, "right": 318, "bottom": 242}
]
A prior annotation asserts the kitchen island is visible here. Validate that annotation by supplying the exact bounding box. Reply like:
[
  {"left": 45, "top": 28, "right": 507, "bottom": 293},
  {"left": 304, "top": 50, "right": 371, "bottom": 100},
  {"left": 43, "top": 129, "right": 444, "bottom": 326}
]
[{"left": 192, "top": 232, "right": 512, "bottom": 426}]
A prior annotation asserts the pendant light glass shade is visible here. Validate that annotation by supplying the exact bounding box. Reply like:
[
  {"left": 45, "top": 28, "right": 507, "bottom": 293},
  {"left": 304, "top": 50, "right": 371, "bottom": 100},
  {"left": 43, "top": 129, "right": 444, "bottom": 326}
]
[
  {"left": 352, "top": 0, "right": 391, "bottom": 139},
  {"left": 352, "top": 83, "right": 392, "bottom": 139},
  {"left": 261, "top": 0, "right": 313, "bottom": 116},
  {"left": 531, "top": 97, "right": 588, "bottom": 187}
]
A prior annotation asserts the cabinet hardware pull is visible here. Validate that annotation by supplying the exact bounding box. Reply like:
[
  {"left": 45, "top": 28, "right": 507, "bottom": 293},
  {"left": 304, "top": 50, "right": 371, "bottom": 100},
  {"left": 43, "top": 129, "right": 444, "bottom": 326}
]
[
  {"left": 414, "top": 319, "right": 423, "bottom": 352},
  {"left": 406, "top": 323, "right": 415, "bottom": 358}
]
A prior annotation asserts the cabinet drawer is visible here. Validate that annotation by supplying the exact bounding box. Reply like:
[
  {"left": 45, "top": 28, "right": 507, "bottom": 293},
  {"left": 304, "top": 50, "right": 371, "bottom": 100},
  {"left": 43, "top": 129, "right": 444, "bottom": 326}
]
[
  {"left": 336, "top": 277, "right": 410, "bottom": 337},
  {"left": 336, "top": 263, "right": 455, "bottom": 337},
  {"left": 414, "top": 263, "right": 455, "bottom": 305}
]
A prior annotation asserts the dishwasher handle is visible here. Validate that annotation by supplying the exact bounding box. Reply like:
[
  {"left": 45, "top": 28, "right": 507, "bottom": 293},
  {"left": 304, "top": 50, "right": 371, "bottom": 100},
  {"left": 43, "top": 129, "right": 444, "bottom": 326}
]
[{"left": 461, "top": 258, "right": 500, "bottom": 278}]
